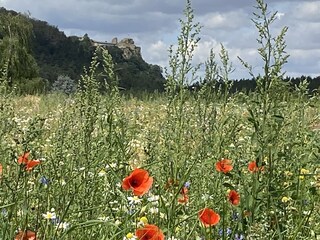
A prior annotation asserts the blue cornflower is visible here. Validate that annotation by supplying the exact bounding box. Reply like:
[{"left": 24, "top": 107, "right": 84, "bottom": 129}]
[
  {"left": 39, "top": 176, "right": 50, "bottom": 185},
  {"left": 1, "top": 208, "right": 8, "bottom": 217},
  {"left": 231, "top": 211, "right": 239, "bottom": 221},
  {"left": 184, "top": 181, "right": 191, "bottom": 188},
  {"left": 219, "top": 228, "right": 232, "bottom": 236},
  {"left": 235, "top": 233, "right": 245, "bottom": 240}
]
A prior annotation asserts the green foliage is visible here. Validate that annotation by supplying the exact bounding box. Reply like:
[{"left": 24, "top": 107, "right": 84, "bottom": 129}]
[
  {"left": 16, "top": 77, "right": 49, "bottom": 95},
  {"left": 0, "top": 10, "right": 39, "bottom": 83},
  {"left": 165, "top": 0, "right": 201, "bottom": 96},
  {"left": 52, "top": 75, "right": 77, "bottom": 95}
]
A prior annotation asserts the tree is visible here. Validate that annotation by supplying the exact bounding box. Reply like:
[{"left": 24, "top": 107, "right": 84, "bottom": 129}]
[{"left": 0, "top": 11, "right": 39, "bottom": 84}]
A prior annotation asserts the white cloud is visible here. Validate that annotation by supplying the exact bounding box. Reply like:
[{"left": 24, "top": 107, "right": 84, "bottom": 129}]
[
  {"left": 293, "top": 2, "right": 320, "bottom": 22},
  {"left": 199, "top": 10, "right": 249, "bottom": 30}
]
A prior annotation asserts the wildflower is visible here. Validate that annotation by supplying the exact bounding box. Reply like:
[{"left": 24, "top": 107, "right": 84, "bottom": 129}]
[
  {"left": 300, "top": 168, "right": 310, "bottom": 174},
  {"left": 231, "top": 211, "right": 239, "bottom": 221},
  {"left": 299, "top": 168, "right": 310, "bottom": 179},
  {"left": 138, "top": 216, "right": 149, "bottom": 227},
  {"left": 149, "top": 207, "right": 159, "bottom": 214},
  {"left": 135, "top": 224, "right": 165, "bottom": 240},
  {"left": 281, "top": 196, "right": 291, "bottom": 203},
  {"left": 1, "top": 208, "right": 8, "bottom": 217},
  {"left": 128, "top": 196, "right": 142, "bottom": 205},
  {"left": 178, "top": 194, "right": 189, "bottom": 204},
  {"left": 184, "top": 181, "right": 191, "bottom": 188},
  {"left": 14, "top": 230, "right": 37, "bottom": 240},
  {"left": 42, "top": 211, "right": 56, "bottom": 220},
  {"left": 25, "top": 160, "right": 41, "bottom": 171},
  {"left": 147, "top": 195, "right": 160, "bottom": 204},
  {"left": 228, "top": 190, "right": 240, "bottom": 206},
  {"left": 39, "top": 176, "right": 50, "bottom": 186},
  {"left": 122, "top": 168, "right": 153, "bottom": 196},
  {"left": 0, "top": 163, "right": 2, "bottom": 175},
  {"left": 124, "top": 232, "right": 137, "bottom": 240},
  {"left": 115, "top": 219, "right": 122, "bottom": 226},
  {"left": 17, "top": 152, "right": 40, "bottom": 171},
  {"left": 198, "top": 208, "right": 220, "bottom": 227},
  {"left": 178, "top": 187, "right": 189, "bottom": 204},
  {"left": 98, "top": 169, "right": 107, "bottom": 176},
  {"left": 180, "top": 186, "right": 188, "bottom": 195},
  {"left": 219, "top": 228, "right": 232, "bottom": 236},
  {"left": 216, "top": 159, "right": 233, "bottom": 174},
  {"left": 18, "top": 152, "right": 30, "bottom": 165},
  {"left": 248, "top": 161, "right": 263, "bottom": 173},
  {"left": 235, "top": 233, "right": 245, "bottom": 240}
]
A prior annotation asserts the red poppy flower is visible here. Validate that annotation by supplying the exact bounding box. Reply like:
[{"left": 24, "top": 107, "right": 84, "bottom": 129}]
[
  {"left": 18, "top": 152, "right": 30, "bottom": 165},
  {"left": 25, "top": 160, "right": 41, "bottom": 172},
  {"left": 135, "top": 224, "right": 164, "bottom": 240},
  {"left": 17, "top": 152, "right": 40, "bottom": 171},
  {"left": 15, "top": 230, "right": 37, "bottom": 240},
  {"left": 215, "top": 159, "right": 233, "bottom": 174},
  {"left": 248, "top": 161, "right": 264, "bottom": 173},
  {"left": 178, "top": 194, "right": 189, "bottom": 204},
  {"left": 178, "top": 187, "right": 189, "bottom": 204},
  {"left": 180, "top": 187, "right": 188, "bottom": 195},
  {"left": 228, "top": 190, "right": 240, "bottom": 206},
  {"left": 122, "top": 168, "right": 153, "bottom": 196},
  {"left": 198, "top": 208, "right": 220, "bottom": 227}
]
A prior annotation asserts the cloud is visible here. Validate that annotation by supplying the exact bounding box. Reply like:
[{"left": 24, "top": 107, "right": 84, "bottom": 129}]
[{"left": 1, "top": 0, "right": 320, "bottom": 78}]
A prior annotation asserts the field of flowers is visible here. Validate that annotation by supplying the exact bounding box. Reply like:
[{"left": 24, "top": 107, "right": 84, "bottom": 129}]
[
  {"left": 0, "top": 85, "right": 319, "bottom": 240},
  {"left": 1, "top": 0, "right": 320, "bottom": 239}
]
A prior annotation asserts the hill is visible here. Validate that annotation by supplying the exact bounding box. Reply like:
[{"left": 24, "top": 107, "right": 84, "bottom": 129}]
[{"left": 0, "top": 7, "right": 166, "bottom": 93}]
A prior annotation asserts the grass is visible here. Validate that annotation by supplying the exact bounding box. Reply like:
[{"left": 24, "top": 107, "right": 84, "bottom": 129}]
[{"left": 0, "top": 90, "right": 319, "bottom": 239}]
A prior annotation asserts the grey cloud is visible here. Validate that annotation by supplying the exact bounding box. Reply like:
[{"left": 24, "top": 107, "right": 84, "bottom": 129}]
[{"left": 1, "top": 0, "right": 319, "bottom": 78}]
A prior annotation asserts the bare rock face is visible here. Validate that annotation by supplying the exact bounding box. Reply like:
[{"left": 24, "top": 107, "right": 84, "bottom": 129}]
[
  {"left": 89, "top": 36, "right": 142, "bottom": 60},
  {"left": 117, "top": 38, "right": 141, "bottom": 59}
]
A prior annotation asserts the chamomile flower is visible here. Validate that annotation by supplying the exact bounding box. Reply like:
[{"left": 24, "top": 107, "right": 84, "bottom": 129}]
[
  {"left": 128, "top": 196, "right": 142, "bottom": 205},
  {"left": 43, "top": 211, "right": 56, "bottom": 220},
  {"left": 149, "top": 207, "right": 159, "bottom": 214},
  {"left": 123, "top": 232, "right": 137, "bottom": 240},
  {"left": 137, "top": 216, "right": 148, "bottom": 227}
]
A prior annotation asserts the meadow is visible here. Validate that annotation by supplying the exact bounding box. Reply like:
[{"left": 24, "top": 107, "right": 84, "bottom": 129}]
[{"left": 1, "top": 0, "right": 320, "bottom": 239}]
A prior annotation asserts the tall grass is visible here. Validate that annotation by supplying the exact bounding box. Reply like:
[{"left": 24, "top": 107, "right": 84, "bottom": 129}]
[{"left": 0, "top": 0, "right": 319, "bottom": 239}]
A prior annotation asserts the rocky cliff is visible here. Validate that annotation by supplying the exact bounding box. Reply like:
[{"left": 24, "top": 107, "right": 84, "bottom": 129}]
[{"left": 90, "top": 37, "right": 142, "bottom": 60}]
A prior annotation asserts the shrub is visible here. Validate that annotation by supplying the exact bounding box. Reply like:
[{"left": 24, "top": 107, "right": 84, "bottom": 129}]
[{"left": 51, "top": 75, "right": 77, "bottom": 95}]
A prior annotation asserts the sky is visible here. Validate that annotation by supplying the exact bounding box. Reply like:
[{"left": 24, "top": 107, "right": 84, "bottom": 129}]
[{"left": 1, "top": 0, "right": 320, "bottom": 79}]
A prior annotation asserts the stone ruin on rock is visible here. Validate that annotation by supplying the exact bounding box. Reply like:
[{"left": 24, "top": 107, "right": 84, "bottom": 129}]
[{"left": 89, "top": 37, "right": 141, "bottom": 60}]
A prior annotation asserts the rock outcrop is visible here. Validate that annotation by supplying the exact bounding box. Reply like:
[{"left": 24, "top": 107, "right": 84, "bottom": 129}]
[
  {"left": 116, "top": 38, "right": 141, "bottom": 59},
  {"left": 90, "top": 37, "right": 141, "bottom": 60}
]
